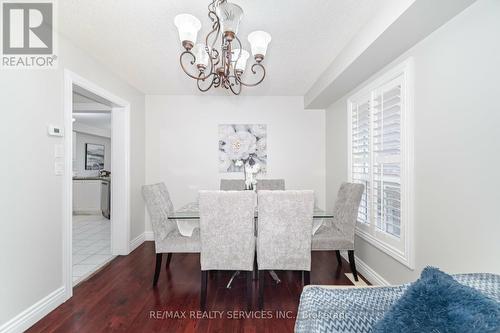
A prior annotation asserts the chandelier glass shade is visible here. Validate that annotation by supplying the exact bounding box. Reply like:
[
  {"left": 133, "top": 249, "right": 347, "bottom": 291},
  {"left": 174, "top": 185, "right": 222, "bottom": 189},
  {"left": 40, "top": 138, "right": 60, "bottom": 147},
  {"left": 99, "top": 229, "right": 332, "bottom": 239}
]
[{"left": 174, "top": 0, "right": 271, "bottom": 95}]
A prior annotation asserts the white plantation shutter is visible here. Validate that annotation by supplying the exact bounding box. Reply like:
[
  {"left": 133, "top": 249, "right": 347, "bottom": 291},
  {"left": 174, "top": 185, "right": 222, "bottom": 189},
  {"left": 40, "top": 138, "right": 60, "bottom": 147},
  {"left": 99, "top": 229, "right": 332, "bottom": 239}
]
[
  {"left": 347, "top": 60, "right": 413, "bottom": 268},
  {"left": 350, "top": 96, "right": 371, "bottom": 225},
  {"left": 373, "top": 78, "right": 402, "bottom": 238}
]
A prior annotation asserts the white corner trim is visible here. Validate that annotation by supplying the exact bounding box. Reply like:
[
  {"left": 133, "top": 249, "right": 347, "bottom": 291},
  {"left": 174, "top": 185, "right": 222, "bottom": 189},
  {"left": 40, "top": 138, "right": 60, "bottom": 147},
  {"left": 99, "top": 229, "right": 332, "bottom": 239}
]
[
  {"left": 129, "top": 233, "right": 145, "bottom": 253},
  {"left": 144, "top": 231, "right": 155, "bottom": 241},
  {"left": 341, "top": 252, "right": 390, "bottom": 286},
  {"left": 0, "top": 287, "right": 66, "bottom": 333}
]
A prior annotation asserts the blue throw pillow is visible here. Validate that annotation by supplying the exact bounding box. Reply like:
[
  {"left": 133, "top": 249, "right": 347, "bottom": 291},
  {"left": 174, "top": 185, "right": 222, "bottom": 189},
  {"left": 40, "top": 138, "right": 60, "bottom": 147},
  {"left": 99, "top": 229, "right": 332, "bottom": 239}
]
[{"left": 372, "top": 267, "right": 500, "bottom": 333}]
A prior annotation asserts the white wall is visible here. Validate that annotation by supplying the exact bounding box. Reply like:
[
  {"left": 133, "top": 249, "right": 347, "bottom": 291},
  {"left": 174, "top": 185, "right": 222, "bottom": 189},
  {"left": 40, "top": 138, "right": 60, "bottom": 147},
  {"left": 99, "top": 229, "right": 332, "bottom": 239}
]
[
  {"left": 145, "top": 95, "right": 325, "bottom": 231},
  {"left": 0, "top": 34, "right": 145, "bottom": 328},
  {"left": 73, "top": 131, "right": 111, "bottom": 177},
  {"left": 325, "top": 0, "right": 500, "bottom": 284}
]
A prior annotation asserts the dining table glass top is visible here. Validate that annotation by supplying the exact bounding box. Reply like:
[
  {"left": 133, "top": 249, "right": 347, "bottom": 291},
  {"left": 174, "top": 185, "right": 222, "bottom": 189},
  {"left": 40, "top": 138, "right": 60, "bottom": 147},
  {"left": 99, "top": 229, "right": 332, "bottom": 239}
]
[{"left": 167, "top": 202, "right": 334, "bottom": 220}]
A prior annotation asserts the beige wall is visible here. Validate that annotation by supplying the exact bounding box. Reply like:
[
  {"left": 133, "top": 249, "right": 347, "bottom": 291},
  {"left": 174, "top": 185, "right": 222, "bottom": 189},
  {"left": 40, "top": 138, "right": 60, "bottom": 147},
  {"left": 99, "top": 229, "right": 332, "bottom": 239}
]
[{"left": 325, "top": 0, "right": 500, "bottom": 284}]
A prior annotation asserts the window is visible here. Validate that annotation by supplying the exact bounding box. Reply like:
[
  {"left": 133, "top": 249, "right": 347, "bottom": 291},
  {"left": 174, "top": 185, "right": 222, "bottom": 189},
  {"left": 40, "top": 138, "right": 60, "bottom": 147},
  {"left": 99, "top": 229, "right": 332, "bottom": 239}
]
[{"left": 348, "top": 59, "right": 414, "bottom": 268}]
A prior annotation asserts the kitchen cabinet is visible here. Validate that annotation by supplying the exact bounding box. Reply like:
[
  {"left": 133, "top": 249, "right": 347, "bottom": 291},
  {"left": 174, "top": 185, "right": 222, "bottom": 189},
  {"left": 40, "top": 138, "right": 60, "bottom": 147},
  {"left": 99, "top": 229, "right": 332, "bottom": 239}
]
[{"left": 73, "top": 180, "right": 101, "bottom": 214}]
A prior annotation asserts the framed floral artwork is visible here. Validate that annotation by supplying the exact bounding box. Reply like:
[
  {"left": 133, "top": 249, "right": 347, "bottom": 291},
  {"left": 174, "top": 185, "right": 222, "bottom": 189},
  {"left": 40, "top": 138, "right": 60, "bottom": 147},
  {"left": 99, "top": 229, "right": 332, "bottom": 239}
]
[{"left": 219, "top": 124, "right": 267, "bottom": 173}]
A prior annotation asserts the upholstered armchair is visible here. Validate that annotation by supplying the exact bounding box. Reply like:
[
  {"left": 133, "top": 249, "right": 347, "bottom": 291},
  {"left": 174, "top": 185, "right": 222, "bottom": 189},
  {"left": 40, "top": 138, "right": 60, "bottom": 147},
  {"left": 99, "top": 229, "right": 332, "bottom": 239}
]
[
  {"left": 199, "top": 190, "right": 256, "bottom": 310},
  {"left": 142, "top": 183, "right": 200, "bottom": 286},
  {"left": 312, "top": 182, "right": 364, "bottom": 281},
  {"left": 219, "top": 179, "right": 246, "bottom": 190},
  {"left": 257, "top": 190, "right": 314, "bottom": 309},
  {"left": 256, "top": 179, "right": 285, "bottom": 191}
]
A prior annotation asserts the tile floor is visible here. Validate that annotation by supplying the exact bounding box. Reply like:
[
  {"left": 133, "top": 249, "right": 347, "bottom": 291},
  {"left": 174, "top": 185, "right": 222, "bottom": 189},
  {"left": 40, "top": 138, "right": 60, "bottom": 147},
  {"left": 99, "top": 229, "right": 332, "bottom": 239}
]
[{"left": 72, "top": 214, "right": 114, "bottom": 286}]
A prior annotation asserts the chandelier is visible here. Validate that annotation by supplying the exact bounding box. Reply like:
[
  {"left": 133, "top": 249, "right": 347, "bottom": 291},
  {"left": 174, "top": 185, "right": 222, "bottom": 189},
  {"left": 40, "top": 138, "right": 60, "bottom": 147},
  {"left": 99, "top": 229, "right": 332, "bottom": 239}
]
[{"left": 174, "top": 0, "right": 271, "bottom": 95}]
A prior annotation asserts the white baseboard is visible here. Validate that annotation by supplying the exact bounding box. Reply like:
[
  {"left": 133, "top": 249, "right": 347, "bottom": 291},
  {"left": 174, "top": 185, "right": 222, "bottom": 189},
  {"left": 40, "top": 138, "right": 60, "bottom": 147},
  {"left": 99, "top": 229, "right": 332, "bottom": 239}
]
[
  {"left": 0, "top": 287, "right": 66, "bottom": 333},
  {"left": 341, "top": 251, "right": 390, "bottom": 286},
  {"left": 144, "top": 231, "right": 154, "bottom": 241},
  {"left": 129, "top": 233, "right": 145, "bottom": 253},
  {"left": 128, "top": 231, "right": 154, "bottom": 253}
]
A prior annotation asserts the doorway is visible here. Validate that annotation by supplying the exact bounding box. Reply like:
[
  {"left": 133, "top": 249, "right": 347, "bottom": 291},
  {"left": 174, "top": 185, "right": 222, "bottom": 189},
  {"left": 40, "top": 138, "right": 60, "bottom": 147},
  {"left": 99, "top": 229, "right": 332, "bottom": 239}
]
[
  {"left": 72, "top": 89, "right": 113, "bottom": 285},
  {"left": 63, "top": 70, "right": 131, "bottom": 298}
]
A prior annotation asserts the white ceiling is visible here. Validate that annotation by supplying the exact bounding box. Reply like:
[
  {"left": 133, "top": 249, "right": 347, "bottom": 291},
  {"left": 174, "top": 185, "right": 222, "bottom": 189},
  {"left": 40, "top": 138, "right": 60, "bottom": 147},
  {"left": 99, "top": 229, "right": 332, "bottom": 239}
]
[
  {"left": 73, "top": 93, "right": 97, "bottom": 104},
  {"left": 73, "top": 92, "right": 111, "bottom": 131},
  {"left": 73, "top": 113, "right": 111, "bottom": 131},
  {"left": 59, "top": 0, "right": 400, "bottom": 96}
]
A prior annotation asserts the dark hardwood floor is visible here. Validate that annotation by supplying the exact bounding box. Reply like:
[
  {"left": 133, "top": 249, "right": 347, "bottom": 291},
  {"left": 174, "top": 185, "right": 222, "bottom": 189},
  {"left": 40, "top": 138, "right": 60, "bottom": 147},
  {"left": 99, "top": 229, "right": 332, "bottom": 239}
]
[{"left": 27, "top": 242, "right": 368, "bottom": 333}]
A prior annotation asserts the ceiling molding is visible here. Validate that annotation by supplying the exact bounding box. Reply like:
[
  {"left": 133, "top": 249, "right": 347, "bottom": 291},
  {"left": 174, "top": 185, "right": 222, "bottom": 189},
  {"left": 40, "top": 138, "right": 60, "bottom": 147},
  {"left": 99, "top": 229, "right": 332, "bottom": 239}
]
[{"left": 305, "top": 0, "right": 477, "bottom": 109}]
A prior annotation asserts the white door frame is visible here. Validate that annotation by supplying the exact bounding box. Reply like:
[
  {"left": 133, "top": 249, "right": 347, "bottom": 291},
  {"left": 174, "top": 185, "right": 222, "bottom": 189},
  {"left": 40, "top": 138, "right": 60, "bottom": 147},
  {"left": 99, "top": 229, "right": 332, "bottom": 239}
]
[{"left": 63, "top": 69, "right": 131, "bottom": 299}]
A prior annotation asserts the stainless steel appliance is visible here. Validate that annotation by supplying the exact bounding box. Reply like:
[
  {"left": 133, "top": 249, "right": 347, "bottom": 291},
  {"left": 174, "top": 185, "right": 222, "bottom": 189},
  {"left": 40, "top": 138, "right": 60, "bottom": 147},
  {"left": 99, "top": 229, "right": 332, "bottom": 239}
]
[{"left": 101, "top": 180, "right": 110, "bottom": 219}]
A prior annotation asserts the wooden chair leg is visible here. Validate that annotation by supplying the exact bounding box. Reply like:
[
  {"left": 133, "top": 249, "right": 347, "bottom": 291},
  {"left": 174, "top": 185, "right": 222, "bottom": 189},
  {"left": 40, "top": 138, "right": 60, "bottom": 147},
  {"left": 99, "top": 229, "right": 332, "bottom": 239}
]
[
  {"left": 165, "top": 253, "right": 172, "bottom": 268},
  {"left": 153, "top": 253, "right": 162, "bottom": 286},
  {"left": 258, "top": 270, "right": 265, "bottom": 310},
  {"left": 246, "top": 271, "right": 252, "bottom": 310},
  {"left": 348, "top": 250, "right": 358, "bottom": 281},
  {"left": 201, "top": 270, "right": 208, "bottom": 310},
  {"left": 303, "top": 271, "right": 310, "bottom": 286},
  {"left": 335, "top": 250, "right": 342, "bottom": 266}
]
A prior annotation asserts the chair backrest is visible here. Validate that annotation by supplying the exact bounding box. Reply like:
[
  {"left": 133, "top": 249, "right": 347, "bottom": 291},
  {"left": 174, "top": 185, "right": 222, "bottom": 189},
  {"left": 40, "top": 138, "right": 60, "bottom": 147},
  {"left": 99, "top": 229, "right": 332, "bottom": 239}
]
[
  {"left": 333, "top": 182, "right": 365, "bottom": 243},
  {"left": 256, "top": 179, "right": 285, "bottom": 191},
  {"left": 142, "top": 183, "right": 176, "bottom": 241},
  {"left": 199, "top": 191, "right": 256, "bottom": 271},
  {"left": 220, "top": 179, "right": 246, "bottom": 191},
  {"left": 257, "top": 190, "right": 314, "bottom": 271}
]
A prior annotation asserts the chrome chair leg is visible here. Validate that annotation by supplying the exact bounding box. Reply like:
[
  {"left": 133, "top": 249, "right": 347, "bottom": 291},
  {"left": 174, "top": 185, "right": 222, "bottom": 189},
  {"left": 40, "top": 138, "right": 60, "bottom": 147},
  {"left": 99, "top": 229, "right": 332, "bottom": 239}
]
[
  {"left": 269, "top": 270, "right": 281, "bottom": 284},
  {"left": 226, "top": 270, "right": 240, "bottom": 289}
]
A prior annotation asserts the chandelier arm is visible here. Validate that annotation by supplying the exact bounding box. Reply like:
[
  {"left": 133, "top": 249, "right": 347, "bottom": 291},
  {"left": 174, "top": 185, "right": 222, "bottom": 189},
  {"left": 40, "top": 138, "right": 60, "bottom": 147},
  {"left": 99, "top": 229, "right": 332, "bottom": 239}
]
[
  {"left": 227, "top": 75, "right": 242, "bottom": 95},
  {"left": 213, "top": 75, "right": 221, "bottom": 88},
  {"left": 179, "top": 51, "right": 206, "bottom": 81},
  {"left": 197, "top": 72, "right": 216, "bottom": 92},
  {"left": 207, "top": 0, "right": 216, "bottom": 13},
  {"left": 205, "top": 17, "right": 220, "bottom": 51},
  {"left": 212, "top": 49, "right": 220, "bottom": 66},
  {"left": 204, "top": 10, "right": 221, "bottom": 69},
  {"left": 236, "top": 63, "right": 266, "bottom": 87}
]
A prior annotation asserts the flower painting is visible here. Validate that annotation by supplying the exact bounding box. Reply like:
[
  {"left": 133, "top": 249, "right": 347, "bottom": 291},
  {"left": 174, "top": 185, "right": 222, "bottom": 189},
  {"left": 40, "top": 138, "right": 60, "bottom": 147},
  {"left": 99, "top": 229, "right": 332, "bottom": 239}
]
[{"left": 219, "top": 124, "right": 267, "bottom": 173}]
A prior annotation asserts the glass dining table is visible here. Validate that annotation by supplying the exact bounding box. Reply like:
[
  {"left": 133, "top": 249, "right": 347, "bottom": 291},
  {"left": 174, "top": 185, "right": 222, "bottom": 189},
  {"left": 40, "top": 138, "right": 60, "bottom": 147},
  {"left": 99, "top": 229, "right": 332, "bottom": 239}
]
[
  {"left": 168, "top": 203, "right": 334, "bottom": 220},
  {"left": 167, "top": 202, "right": 334, "bottom": 288}
]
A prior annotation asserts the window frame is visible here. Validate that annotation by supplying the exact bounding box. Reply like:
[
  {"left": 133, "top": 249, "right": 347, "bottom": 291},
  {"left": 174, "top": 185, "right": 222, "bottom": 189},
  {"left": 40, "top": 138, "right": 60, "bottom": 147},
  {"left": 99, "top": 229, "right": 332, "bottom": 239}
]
[{"left": 347, "top": 58, "right": 415, "bottom": 269}]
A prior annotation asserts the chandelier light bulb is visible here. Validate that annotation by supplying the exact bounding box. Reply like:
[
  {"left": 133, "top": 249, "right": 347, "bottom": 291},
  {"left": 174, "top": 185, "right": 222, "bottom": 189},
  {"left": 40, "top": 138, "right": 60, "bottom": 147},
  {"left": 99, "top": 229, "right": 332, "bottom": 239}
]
[
  {"left": 193, "top": 44, "right": 210, "bottom": 70},
  {"left": 248, "top": 31, "right": 272, "bottom": 61},
  {"left": 216, "top": 2, "right": 244, "bottom": 36},
  {"left": 174, "top": 14, "right": 201, "bottom": 49},
  {"left": 232, "top": 49, "right": 250, "bottom": 72}
]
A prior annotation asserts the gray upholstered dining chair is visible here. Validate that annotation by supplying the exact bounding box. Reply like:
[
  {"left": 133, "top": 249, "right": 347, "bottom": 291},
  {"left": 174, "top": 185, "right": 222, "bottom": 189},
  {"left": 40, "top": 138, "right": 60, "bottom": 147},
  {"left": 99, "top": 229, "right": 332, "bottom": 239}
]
[
  {"left": 257, "top": 190, "right": 314, "bottom": 309},
  {"left": 142, "top": 183, "right": 200, "bottom": 287},
  {"left": 312, "top": 182, "right": 364, "bottom": 281},
  {"left": 199, "top": 190, "right": 256, "bottom": 310},
  {"left": 220, "top": 179, "right": 245, "bottom": 190},
  {"left": 256, "top": 179, "right": 285, "bottom": 191}
]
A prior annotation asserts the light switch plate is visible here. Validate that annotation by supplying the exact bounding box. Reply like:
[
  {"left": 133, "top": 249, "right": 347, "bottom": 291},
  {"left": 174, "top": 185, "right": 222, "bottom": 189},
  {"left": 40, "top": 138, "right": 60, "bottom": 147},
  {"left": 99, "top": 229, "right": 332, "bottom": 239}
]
[
  {"left": 54, "top": 144, "right": 64, "bottom": 157},
  {"left": 54, "top": 159, "right": 64, "bottom": 176}
]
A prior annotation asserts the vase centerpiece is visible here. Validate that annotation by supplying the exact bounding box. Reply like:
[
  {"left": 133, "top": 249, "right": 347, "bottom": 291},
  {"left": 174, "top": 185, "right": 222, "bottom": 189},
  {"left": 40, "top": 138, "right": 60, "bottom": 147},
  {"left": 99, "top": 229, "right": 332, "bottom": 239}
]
[{"left": 235, "top": 158, "right": 260, "bottom": 190}]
